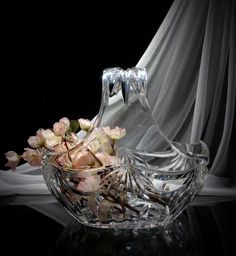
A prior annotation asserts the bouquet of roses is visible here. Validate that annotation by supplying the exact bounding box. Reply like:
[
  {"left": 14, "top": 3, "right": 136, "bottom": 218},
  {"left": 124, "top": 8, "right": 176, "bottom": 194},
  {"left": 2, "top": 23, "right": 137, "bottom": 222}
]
[{"left": 5, "top": 117, "right": 126, "bottom": 172}]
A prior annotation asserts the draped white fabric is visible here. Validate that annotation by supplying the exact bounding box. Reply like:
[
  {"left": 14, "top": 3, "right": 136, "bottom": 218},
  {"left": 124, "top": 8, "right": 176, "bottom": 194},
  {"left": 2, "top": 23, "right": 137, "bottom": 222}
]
[
  {"left": 137, "top": 0, "right": 236, "bottom": 193},
  {"left": 0, "top": 0, "right": 235, "bottom": 225}
]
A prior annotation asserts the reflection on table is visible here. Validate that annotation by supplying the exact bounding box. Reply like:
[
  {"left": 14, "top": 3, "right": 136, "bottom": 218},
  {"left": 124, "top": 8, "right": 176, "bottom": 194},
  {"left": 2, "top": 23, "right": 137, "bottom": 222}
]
[{"left": 0, "top": 197, "right": 235, "bottom": 255}]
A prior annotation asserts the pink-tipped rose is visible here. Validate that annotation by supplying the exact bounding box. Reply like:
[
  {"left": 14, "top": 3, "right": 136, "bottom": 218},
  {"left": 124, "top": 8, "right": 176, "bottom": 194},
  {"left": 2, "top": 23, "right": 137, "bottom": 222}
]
[
  {"left": 41, "top": 129, "right": 62, "bottom": 149},
  {"left": 5, "top": 151, "right": 20, "bottom": 170},
  {"left": 64, "top": 132, "right": 81, "bottom": 149},
  {"left": 84, "top": 138, "right": 100, "bottom": 154},
  {"left": 78, "top": 118, "right": 92, "bottom": 131},
  {"left": 53, "top": 117, "right": 70, "bottom": 136},
  {"left": 56, "top": 153, "right": 73, "bottom": 169},
  {"left": 27, "top": 136, "right": 43, "bottom": 148},
  {"left": 54, "top": 144, "right": 68, "bottom": 155},
  {"left": 104, "top": 126, "right": 126, "bottom": 141},
  {"left": 87, "top": 128, "right": 114, "bottom": 155},
  {"left": 71, "top": 149, "right": 95, "bottom": 169},
  {"left": 59, "top": 117, "right": 70, "bottom": 128},
  {"left": 36, "top": 129, "right": 46, "bottom": 141},
  {"left": 23, "top": 148, "right": 43, "bottom": 166}
]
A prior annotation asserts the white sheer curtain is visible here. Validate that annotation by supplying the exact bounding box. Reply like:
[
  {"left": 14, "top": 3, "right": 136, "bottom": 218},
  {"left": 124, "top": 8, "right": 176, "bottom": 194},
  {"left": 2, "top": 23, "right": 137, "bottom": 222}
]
[
  {"left": 0, "top": 0, "right": 235, "bottom": 225},
  {"left": 137, "top": 0, "right": 235, "bottom": 195}
]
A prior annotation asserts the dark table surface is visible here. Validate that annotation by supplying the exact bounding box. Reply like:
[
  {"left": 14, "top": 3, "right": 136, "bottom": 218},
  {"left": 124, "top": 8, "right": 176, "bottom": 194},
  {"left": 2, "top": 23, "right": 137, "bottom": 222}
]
[{"left": 0, "top": 197, "right": 235, "bottom": 256}]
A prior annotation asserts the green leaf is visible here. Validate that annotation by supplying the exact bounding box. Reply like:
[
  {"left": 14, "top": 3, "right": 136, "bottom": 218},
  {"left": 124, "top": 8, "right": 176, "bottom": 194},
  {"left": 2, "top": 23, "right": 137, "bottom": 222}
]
[{"left": 69, "top": 120, "right": 80, "bottom": 133}]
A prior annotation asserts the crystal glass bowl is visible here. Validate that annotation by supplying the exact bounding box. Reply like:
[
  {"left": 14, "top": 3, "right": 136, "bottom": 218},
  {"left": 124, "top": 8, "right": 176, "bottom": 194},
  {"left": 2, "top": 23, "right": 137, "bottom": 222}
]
[
  {"left": 42, "top": 140, "right": 208, "bottom": 229},
  {"left": 42, "top": 67, "right": 209, "bottom": 229}
]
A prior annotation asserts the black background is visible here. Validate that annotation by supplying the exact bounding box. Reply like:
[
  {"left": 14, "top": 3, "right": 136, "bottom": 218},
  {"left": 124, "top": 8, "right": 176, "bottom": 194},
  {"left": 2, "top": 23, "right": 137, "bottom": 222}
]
[
  {"left": 0, "top": 2, "right": 175, "bottom": 254},
  {"left": 0, "top": 1, "right": 174, "bottom": 169}
]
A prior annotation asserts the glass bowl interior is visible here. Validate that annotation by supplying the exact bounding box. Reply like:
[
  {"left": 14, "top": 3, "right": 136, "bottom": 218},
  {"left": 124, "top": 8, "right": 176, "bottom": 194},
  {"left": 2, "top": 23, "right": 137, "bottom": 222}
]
[{"left": 42, "top": 140, "right": 208, "bottom": 229}]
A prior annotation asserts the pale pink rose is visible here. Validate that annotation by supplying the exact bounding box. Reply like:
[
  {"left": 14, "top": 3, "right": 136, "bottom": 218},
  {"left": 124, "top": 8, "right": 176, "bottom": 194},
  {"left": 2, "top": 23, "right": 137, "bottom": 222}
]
[
  {"left": 56, "top": 144, "right": 83, "bottom": 169},
  {"left": 89, "top": 128, "right": 107, "bottom": 141},
  {"left": 68, "top": 132, "right": 80, "bottom": 143},
  {"left": 53, "top": 117, "right": 70, "bottom": 136},
  {"left": 95, "top": 152, "right": 120, "bottom": 166},
  {"left": 59, "top": 117, "right": 70, "bottom": 128},
  {"left": 54, "top": 144, "right": 68, "bottom": 154},
  {"left": 85, "top": 138, "right": 100, "bottom": 154},
  {"left": 103, "top": 126, "right": 126, "bottom": 140},
  {"left": 36, "top": 129, "right": 46, "bottom": 141},
  {"left": 27, "top": 136, "right": 42, "bottom": 148},
  {"left": 99, "top": 143, "right": 114, "bottom": 156},
  {"left": 78, "top": 118, "right": 92, "bottom": 131},
  {"left": 53, "top": 122, "right": 65, "bottom": 136},
  {"left": 56, "top": 153, "right": 72, "bottom": 168},
  {"left": 69, "top": 144, "right": 84, "bottom": 159},
  {"left": 54, "top": 136, "right": 81, "bottom": 158},
  {"left": 65, "top": 132, "right": 81, "bottom": 148},
  {"left": 68, "top": 145, "right": 96, "bottom": 168},
  {"left": 22, "top": 148, "right": 43, "bottom": 166},
  {"left": 71, "top": 149, "right": 95, "bottom": 169},
  {"left": 76, "top": 174, "right": 100, "bottom": 193},
  {"left": 87, "top": 128, "right": 114, "bottom": 155},
  {"left": 41, "top": 129, "right": 62, "bottom": 149},
  {"left": 5, "top": 151, "right": 20, "bottom": 170}
]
